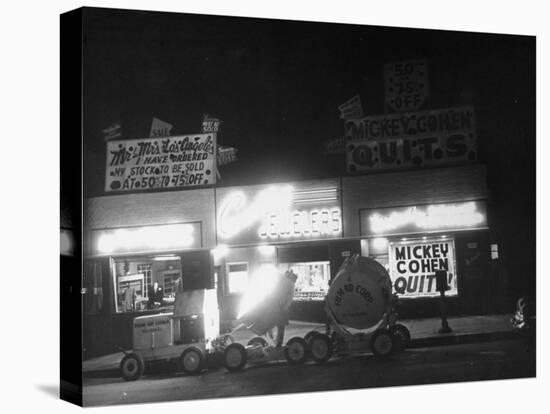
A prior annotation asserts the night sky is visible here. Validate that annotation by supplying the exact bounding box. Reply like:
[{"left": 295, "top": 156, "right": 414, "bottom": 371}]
[{"left": 81, "top": 7, "right": 535, "bottom": 294}]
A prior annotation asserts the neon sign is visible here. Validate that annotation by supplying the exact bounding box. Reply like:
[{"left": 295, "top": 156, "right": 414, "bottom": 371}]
[
  {"left": 95, "top": 223, "right": 196, "bottom": 254},
  {"left": 365, "top": 201, "right": 487, "bottom": 236},
  {"left": 258, "top": 208, "right": 341, "bottom": 239},
  {"left": 218, "top": 185, "right": 342, "bottom": 241}
]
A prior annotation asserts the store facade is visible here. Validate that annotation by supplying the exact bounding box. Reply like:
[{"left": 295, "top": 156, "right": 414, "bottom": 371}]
[
  {"left": 343, "top": 164, "right": 492, "bottom": 317},
  {"left": 83, "top": 189, "right": 216, "bottom": 358},
  {"left": 83, "top": 164, "right": 493, "bottom": 357},
  {"left": 213, "top": 178, "right": 359, "bottom": 326}
]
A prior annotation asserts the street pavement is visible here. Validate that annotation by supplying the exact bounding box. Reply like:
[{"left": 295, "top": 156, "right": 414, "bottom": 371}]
[
  {"left": 83, "top": 313, "right": 517, "bottom": 374},
  {"left": 83, "top": 337, "right": 535, "bottom": 406}
]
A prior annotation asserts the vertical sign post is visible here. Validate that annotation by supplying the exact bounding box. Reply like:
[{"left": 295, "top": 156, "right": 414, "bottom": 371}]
[{"left": 435, "top": 269, "right": 452, "bottom": 333}]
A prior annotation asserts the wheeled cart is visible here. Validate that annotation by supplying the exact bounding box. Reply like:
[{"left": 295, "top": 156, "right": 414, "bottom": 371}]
[
  {"left": 304, "top": 255, "right": 411, "bottom": 364},
  {"left": 119, "top": 289, "right": 220, "bottom": 381}
]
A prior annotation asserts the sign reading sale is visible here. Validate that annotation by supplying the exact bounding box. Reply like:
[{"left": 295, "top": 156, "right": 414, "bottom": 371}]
[
  {"left": 385, "top": 59, "right": 429, "bottom": 113},
  {"left": 389, "top": 239, "right": 458, "bottom": 298}
]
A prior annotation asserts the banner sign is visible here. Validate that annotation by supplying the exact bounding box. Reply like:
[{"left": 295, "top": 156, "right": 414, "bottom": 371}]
[
  {"left": 389, "top": 238, "right": 458, "bottom": 298},
  {"left": 385, "top": 59, "right": 429, "bottom": 113},
  {"left": 338, "top": 95, "right": 363, "bottom": 120},
  {"left": 217, "top": 146, "right": 238, "bottom": 166},
  {"left": 105, "top": 133, "right": 216, "bottom": 192},
  {"left": 149, "top": 117, "right": 173, "bottom": 138},
  {"left": 345, "top": 106, "right": 476, "bottom": 172},
  {"left": 360, "top": 201, "right": 488, "bottom": 237},
  {"left": 323, "top": 136, "right": 347, "bottom": 154}
]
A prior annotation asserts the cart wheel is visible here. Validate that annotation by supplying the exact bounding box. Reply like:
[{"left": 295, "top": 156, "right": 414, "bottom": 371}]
[
  {"left": 285, "top": 337, "right": 308, "bottom": 365},
  {"left": 391, "top": 324, "right": 411, "bottom": 351},
  {"left": 120, "top": 353, "right": 144, "bottom": 381},
  {"left": 370, "top": 329, "right": 395, "bottom": 359},
  {"left": 224, "top": 343, "right": 248, "bottom": 372},
  {"left": 180, "top": 347, "right": 204, "bottom": 375},
  {"left": 247, "top": 337, "right": 268, "bottom": 347},
  {"left": 304, "top": 330, "right": 319, "bottom": 344},
  {"left": 309, "top": 333, "right": 333, "bottom": 364}
]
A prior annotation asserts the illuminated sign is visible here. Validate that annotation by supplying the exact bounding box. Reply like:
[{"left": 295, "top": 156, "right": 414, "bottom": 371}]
[
  {"left": 361, "top": 201, "right": 487, "bottom": 237},
  {"left": 93, "top": 223, "right": 199, "bottom": 255},
  {"left": 259, "top": 208, "right": 341, "bottom": 239},
  {"left": 389, "top": 238, "right": 458, "bottom": 298},
  {"left": 217, "top": 182, "right": 342, "bottom": 244}
]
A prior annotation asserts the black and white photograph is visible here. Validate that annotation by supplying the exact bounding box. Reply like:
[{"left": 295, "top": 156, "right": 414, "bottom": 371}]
[
  {"left": 3, "top": 1, "right": 546, "bottom": 413},
  {"left": 59, "top": 4, "right": 539, "bottom": 408}
]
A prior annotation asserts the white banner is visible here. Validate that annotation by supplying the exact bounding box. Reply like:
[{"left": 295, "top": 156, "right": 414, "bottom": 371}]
[
  {"left": 105, "top": 133, "right": 216, "bottom": 192},
  {"left": 389, "top": 238, "right": 458, "bottom": 298}
]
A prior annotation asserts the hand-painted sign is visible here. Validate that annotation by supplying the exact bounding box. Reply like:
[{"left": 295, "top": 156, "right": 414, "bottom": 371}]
[
  {"left": 149, "top": 117, "right": 173, "bottom": 138},
  {"left": 338, "top": 95, "right": 363, "bottom": 120},
  {"left": 389, "top": 238, "right": 458, "bottom": 298},
  {"left": 217, "top": 146, "right": 238, "bottom": 166},
  {"left": 102, "top": 123, "right": 122, "bottom": 141},
  {"left": 385, "top": 59, "right": 429, "bottom": 112},
  {"left": 105, "top": 133, "right": 216, "bottom": 192},
  {"left": 202, "top": 115, "right": 222, "bottom": 133},
  {"left": 323, "top": 136, "right": 346, "bottom": 155},
  {"left": 345, "top": 106, "right": 476, "bottom": 172},
  {"left": 361, "top": 201, "right": 488, "bottom": 237},
  {"left": 345, "top": 106, "right": 474, "bottom": 141}
]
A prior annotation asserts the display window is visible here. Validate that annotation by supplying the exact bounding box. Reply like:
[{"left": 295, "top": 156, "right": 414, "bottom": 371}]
[
  {"left": 112, "top": 255, "right": 182, "bottom": 313},
  {"left": 279, "top": 261, "right": 330, "bottom": 301},
  {"left": 387, "top": 236, "right": 458, "bottom": 298},
  {"left": 226, "top": 262, "right": 249, "bottom": 294}
]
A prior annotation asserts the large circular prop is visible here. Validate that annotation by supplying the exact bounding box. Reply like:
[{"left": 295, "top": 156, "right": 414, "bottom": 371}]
[{"left": 326, "top": 256, "right": 392, "bottom": 330}]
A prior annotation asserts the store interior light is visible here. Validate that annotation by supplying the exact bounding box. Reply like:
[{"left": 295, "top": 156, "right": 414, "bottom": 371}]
[
  {"left": 257, "top": 245, "right": 275, "bottom": 256},
  {"left": 153, "top": 255, "right": 178, "bottom": 261},
  {"left": 96, "top": 223, "right": 194, "bottom": 254}
]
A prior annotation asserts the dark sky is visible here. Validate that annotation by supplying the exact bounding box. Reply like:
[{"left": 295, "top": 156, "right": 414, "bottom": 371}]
[{"left": 82, "top": 7, "right": 535, "bottom": 200}]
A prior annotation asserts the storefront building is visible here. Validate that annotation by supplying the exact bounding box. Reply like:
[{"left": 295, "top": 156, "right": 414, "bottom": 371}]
[
  {"left": 83, "top": 164, "right": 493, "bottom": 357},
  {"left": 83, "top": 189, "right": 216, "bottom": 358},
  {"left": 343, "top": 164, "right": 492, "bottom": 317},
  {"left": 213, "top": 178, "right": 360, "bottom": 327}
]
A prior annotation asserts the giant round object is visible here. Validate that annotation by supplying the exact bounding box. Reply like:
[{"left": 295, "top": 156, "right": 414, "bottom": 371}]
[{"left": 326, "top": 256, "right": 392, "bottom": 330}]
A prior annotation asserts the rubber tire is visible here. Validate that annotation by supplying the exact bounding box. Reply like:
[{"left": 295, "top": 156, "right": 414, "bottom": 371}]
[
  {"left": 391, "top": 324, "right": 411, "bottom": 351},
  {"left": 309, "top": 333, "right": 333, "bottom": 364},
  {"left": 370, "top": 329, "right": 395, "bottom": 359},
  {"left": 285, "top": 337, "right": 308, "bottom": 365},
  {"left": 120, "top": 353, "right": 144, "bottom": 381},
  {"left": 180, "top": 347, "right": 204, "bottom": 375},
  {"left": 224, "top": 343, "right": 248, "bottom": 372},
  {"left": 304, "top": 330, "right": 319, "bottom": 344},
  {"left": 247, "top": 337, "right": 268, "bottom": 347}
]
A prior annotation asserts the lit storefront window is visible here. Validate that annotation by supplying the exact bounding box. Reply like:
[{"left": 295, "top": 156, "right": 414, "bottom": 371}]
[
  {"left": 113, "top": 255, "right": 182, "bottom": 313},
  {"left": 280, "top": 261, "right": 330, "bottom": 301}
]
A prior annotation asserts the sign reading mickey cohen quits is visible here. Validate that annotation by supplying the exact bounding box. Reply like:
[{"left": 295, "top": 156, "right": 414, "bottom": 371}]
[
  {"left": 105, "top": 134, "right": 216, "bottom": 192},
  {"left": 389, "top": 239, "right": 458, "bottom": 298},
  {"left": 345, "top": 106, "right": 477, "bottom": 172}
]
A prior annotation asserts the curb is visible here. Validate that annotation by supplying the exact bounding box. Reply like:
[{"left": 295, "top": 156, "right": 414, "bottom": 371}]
[{"left": 408, "top": 330, "right": 521, "bottom": 349}]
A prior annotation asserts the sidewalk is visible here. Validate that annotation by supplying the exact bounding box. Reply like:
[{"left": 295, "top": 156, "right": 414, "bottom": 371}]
[{"left": 83, "top": 313, "right": 516, "bottom": 374}]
